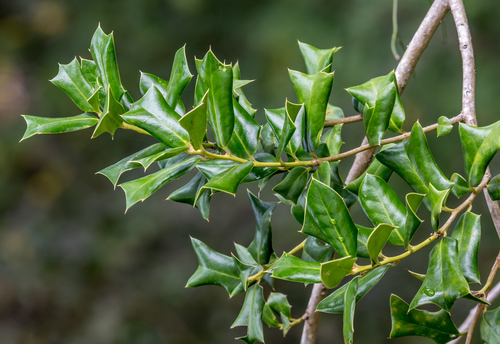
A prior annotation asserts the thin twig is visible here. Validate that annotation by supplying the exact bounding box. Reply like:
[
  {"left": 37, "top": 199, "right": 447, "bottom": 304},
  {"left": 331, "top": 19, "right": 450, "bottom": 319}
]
[{"left": 324, "top": 114, "right": 363, "bottom": 127}]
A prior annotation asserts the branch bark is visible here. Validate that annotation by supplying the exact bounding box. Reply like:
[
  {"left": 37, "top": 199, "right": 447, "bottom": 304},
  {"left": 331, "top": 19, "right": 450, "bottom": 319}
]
[{"left": 300, "top": 1, "right": 451, "bottom": 343}]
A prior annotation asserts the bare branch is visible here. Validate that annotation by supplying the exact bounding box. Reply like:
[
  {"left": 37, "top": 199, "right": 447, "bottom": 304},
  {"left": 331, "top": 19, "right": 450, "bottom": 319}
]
[
  {"left": 300, "top": 284, "right": 328, "bottom": 344},
  {"left": 324, "top": 114, "right": 363, "bottom": 127}
]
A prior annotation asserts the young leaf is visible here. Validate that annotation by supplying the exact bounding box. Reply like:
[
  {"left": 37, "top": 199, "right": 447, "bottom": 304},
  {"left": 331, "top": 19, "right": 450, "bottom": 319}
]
[
  {"left": 390, "top": 294, "right": 460, "bottom": 344},
  {"left": 92, "top": 85, "right": 125, "bottom": 138},
  {"left": 487, "top": 173, "right": 500, "bottom": 200},
  {"left": 268, "top": 293, "right": 291, "bottom": 319},
  {"left": 50, "top": 58, "right": 99, "bottom": 113},
  {"left": 179, "top": 91, "right": 208, "bottom": 150},
  {"left": 480, "top": 306, "right": 500, "bottom": 344},
  {"left": 363, "top": 82, "right": 396, "bottom": 146},
  {"left": 459, "top": 121, "right": 500, "bottom": 187},
  {"left": 271, "top": 253, "right": 321, "bottom": 284},
  {"left": 165, "top": 45, "right": 192, "bottom": 108},
  {"left": 366, "top": 224, "right": 396, "bottom": 265},
  {"left": 298, "top": 41, "right": 340, "bottom": 74},
  {"left": 320, "top": 256, "right": 356, "bottom": 289},
  {"left": 80, "top": 58, "right": 98, "bottom": 89},
  {"left": 21, "top": 113, "right": 98, "bottom": 141},
  {"left": 273, "top": 166, "right": 310, "bottom": 204},
  {"left": 120, "top": 156, "right": 200, "bottom": 211},
  {"left": 343, "top": 277, "right": 359, "bottom": 344},
  {"left": 90, "top": 26, "right": 124, "bottom": 102},
  {"left": 302, "top": 179, "right": 358, "bottom": 257},
  {"left": 198, "top": 161, "right": 253, "bottom": 199},
  {"left": 195, "top": 50, "right": 234, "bottom": 149},
  {"left": 317, "top": 265, "right": 389, "bottom": 314},
  {"left": 186, "top": 237, "right": 241, "bottom": 295},
  {"left": 247, "top": 190, "right": 278, "bottom": 265},
  {"left": 451, "top": 173, "right": 471, "bottom": 198},
  {"left": 231, "top": 284, "right": 265, "bottom": 344},
  {"left": 167, "top": 171, "right": 210, "bottom": 221},
  {"left": 289, "top": 69, "right": 334, "bottom": 151},
  {"left": 122, "top": 86, "right": 189, "bottom": 148},
  {"left": 97, "top": 143, "right": 167, "bottom": 186},
  {"left": 450, "top": 212, "right": 481, "bottom": 283},
  {"left": 437, "top": 116, "right": 453, "bottom": 136},
  {"left": 227, "top": 100, "right": 261, "bottom": 159},
  {"left": 409, "top": 237, "right": 470, "bottom": 312}
]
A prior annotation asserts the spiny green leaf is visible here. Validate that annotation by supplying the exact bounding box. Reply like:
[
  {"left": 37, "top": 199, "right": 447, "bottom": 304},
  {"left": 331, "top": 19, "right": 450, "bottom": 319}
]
[
  {"left": 289, "top": 69, "right": 334, "bottom": 151},
  {"left": 403, "top": 193, "right": 425, "bottom": 249},
  {"left": 186, "top": 237, "right": 241, "bottom": 295},
  {"left": 268, "top": 293, "right": 291, "bottom": 319},
  {"left": 450, "top": 212, "right": 481, "bottom": 283},
  {"left": 271, "top": 253, "right": 321, "bottom": 284},
  {"left": 247, "top": 190, "right": 278, "bottom": 265},
  {"left": 120, "top": 156, "right": 200, "bottom": 211},
  {"left": 122, "top": 86, "right": 189, "bottom": 148},
  {"left": 312, "top": 161, "right": 331, "bottom": 186},
  {"left": 363, "top": 82, "right": 396, "bottom": 146},
  {"left": 243, "top": 153, "right": 278, "bottom": 183},
  {"left": 345, "top": 152, "right": 393, "bottom": 195},
  {"left": 481, "top": 306, "right": 500, "bottom": 344},
  {"left": 409, "top": 237, "right": 470, "bottom": 312},
  {"left": 325, "top": 103, "right": 344, "bottom": 121},
  {"left": 262, "top": 303, "right": 280, "bottom": 328},
  {"left": 227, "top": 100, "right": 261, "bottom": 159},
  {"left": 258, "top": 122, "right": 276, "bottom": 155},
  {"left": 131, "top": 146, "right": 188, "bottom": 171},
  {"left": 198, "top": 161, "right": 253, "bottom": 198},
  {"left": 320, "top": 256, "right": 356, "bottom": 289},
  {"left": 427, "top": 183, "right": 450, "bottom": 230},
  {"left": 195, "top": 50, "right": 234, "bottom": 149},
  {"left": 286, "top": 101, "right": 307, "bottom": 159},
  {"left": 356, "top": 225, "right": 371, "bottom": 259},
  {"left": 276, "top": 104, "right": 296, "bottom": 160},
  {"left": 280, "top": 313, "right": 291, "bottom": 335},
  {"left": 459, "top": 121, "right": 500, "bottom": 187},
  {"left": 157, "top": 151, "right": 187, "bottom": 169},
  {"left": 317, "top": 265, "right": 389, "bottom": 314},
  {"left": 302, "top": 179, "right": 357, "bottom": 257},
  {"left": 179, "top": 91, "right": 208, "bottom": 150},
  {"left": 437, "top": 116, "right": 453, "bottom": 137},
  {"left": 291, "top": 185, "right": 307, "bottom": 224},
  {"left": 390, "top": 294, "right": 460, "bottom": 344},
  {"left": 21, "top": 113, "right": 98, "bottom": 141},
  {"left": 273, "top": 166, "right": 310, "bottom": 204},
  {"left": 487, "top": 173, "right": 500, "bottom": 201},
  {"left": 233, "top": 62, "right": 257, "bottom": 117},
  {"left": 92, "top": 85, "right": 125, "bottom": 138},
  {"left": 165, "top": 45, "right": 192, "bottom": 108},
  {"left": 451, "top": 173, "right": 471, "bottom": 198},
  {"left": 366, "top": 224, "right": 395, "bottom": 265},
  {"left": 407, "top": 269, "right": 426, "bottom": 281},
  {"left": 298, "top": 41, "right": 340, "bottom": 74},
  {"left": 167, "top": 171, "right": 210, "bottom": 221},
  {"left": 232, "top": 254, "right": 259, "bottom": 290},
  {"left": 197, "top": 159, "right": 238, "bottom": 180},
  {"left": 231, "top": 284, "right": 265, "bottom": 344},
  {"left": 80, "top": 58, "right": 98, "bottom": 89},
  {"left": 343, "top": 277, "right": 359, "bottom": 344},
  {"left": 139, "top": 72, "right": 168, "bottom": 96},
  {"left": 50, "top": 58, "right": 99, "bottom": 113}
]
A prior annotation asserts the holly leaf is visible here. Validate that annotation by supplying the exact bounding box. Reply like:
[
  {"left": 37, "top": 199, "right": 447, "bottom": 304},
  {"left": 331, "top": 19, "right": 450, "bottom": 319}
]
[
  {"left": 92, "top": 85, "right": 125, "bottom": 138},
  {"left": 139, "top": 72, "right": 168, "bottom": 96},
  {"left": 131, "top": 146, "right": 188, "bottom": 171},
  {"left": 168, "top": 171, "right": 210, "bottom": 221},
  {"left": 345, "top": 154, "right": 393, "bottom": 195},
  {"left": 186, "top": 237, "right": 241, "bottom": 295},
  {"left": 298, "top": 41, "right": 340, "bottom": 74},
  {"left": 233, "top": 62, "right": 256, "bottom": 117},
  {"left": 487, "top": 173, "right": 500, "bottom": 201},
  {"left": 390, "top": 294, "right": 459, "bottom": 343},
  {"left": 312, "top": 161, "right": 331, "bottom": 186},
  {"left": 120, "top": 156, "right": 200, "bottom": 211},
  {"left": 302, "top": 179, "right": 357, "bottom": 257},
  {"left": 356, "top": 225, "right": 371, "bottom": 259},
  {"left": 231, "top": 284, "right": 265, "bottom": 344},
  {"left": 437, "top": 116, "right": 453, "bottom": 137},
  {"left": 179, "top": 91, "right": 208, "bottom": 150},
  {"left": 481, "top": 306, "right": 500, "bottom": 344},
  {"left": 302, "top": 237, "right": 334, "bottom": 263},
  {"left": 363, "top": 82, "right": 396, "bottom": 146},
  {"left": 197, "top": 161, "right": 253, "bottom": 199},
  {"left": 268, "top": 293, "right": 291, "bottom": 319},
  {"left": 320, "top": 256, "right": 356, "bottom": 289},
  {"left": 450, "top": 212, "right": 481, "bottom": 283},
  {"left": 451, "top": 173, "right": 471, "bottom": 198},
  {"left": 273, "top": 166, "right": 310, "bottom": 204},
  {"left": 343, "top": 277, "right": 359, "bottom": 344},
  {"left": 262, "top": 303, "right": 280, "bottom": 328},
  {"left": 247, "top": 190, "right": 278, "bottom": 265},
  {"left": 409, "top": 237, "right": 470, "bottom": 312},
  {"left": 366, "top": 224, "right": 396, "bottom": 265},
  {"left": 427, "top": 183, "right": 450, "bottom": 230},
  {"left": 227, "top": 100, "right": 261, "bottom": 159},
  {"left": 165, "top": 45, "right": 192, "bottom": 107},
  {"left": 21, "top": 113, "right": 98, "bottom": 141},
  {"left": 271, "top": 253, "right": 321, "bottom": 284},
  {"left": 317, "top": 265, "right": 389, "bottom": 314}
]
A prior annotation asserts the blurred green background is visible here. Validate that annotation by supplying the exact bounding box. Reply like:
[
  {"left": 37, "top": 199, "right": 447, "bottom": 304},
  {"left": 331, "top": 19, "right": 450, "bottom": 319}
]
[{"left": 1, "top": 0, "right": 499, "bottom": 343}]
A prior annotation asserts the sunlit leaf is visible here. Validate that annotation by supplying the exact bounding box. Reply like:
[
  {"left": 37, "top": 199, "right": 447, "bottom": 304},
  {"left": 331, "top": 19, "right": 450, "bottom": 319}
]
[
  {"left": 320, "top": 256, "right": 356, "bottom": 289},
  {"left": 21, "top": 113, "right": 98, "bottom": 141},
  {"left": 139, "top": 72, "right": 169, "bottom": 96},
  {"left": 450, "top": 212, "right": 481, "bottom": 283}
]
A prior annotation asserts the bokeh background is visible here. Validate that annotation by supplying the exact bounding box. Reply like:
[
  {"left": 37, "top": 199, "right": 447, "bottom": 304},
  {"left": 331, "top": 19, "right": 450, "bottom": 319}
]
[{"left": 1, "top": 0, "right": 499, "bottom": 343}]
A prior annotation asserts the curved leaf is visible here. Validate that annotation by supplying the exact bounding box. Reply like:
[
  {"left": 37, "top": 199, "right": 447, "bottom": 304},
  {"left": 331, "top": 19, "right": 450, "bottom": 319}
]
[
  {"left": 450, "top": 212, "right": 481, "bottom": 283},
  {"left": 227, "top": 100, "right": 261, "bottom": 159},
  {"left": 267, "top": 293, "right": 291, "bottom": 319},
  {"left": 363, "top": 82, "right": 396, "bottom": 146},
  {"left": 427, "top": 183, "right": 451, "bottom": 230},
  {"left": 366, "top": 224, "right": 395, "bottom": 265},
  {"left": 21, "top": 113, "right": 98, "bottom": 141},
  {"left": 179, "top": 91, "right": 208, "bottom": 150},
  {"left": 167, "top": 171, "right": 210, "bottom": 221},
  {"left": 139, "top": 72, "right": 168, "bottom": 96},
  {"left": 320, "top": 256, "right": 356, "bottom": 289},
  {"left": 271, "top": 253, "right": 321, "bottom": 284},
  {"left": 132, "top": 146, "right": 188, "bottom": 170},
  {"left": 437, "top": 116, "right": 453, "bottom": 137},
  {"left": 247, "top": 191, "right": 278, "bottom": 265},
  {"left": 302, "top": 236, "right": 334, "bottom": 263},
  {"left": 273, "top": 166, "right": 310, "bottom": 204},
  {"left": 481, "top": 306, "right": 500, "bottom": 344},
  {"left": 451, "top": 173, "right": 471, "bottom": 198},
  {"left": 198, "top": 161, "right": 253, "bottom": 198},
  {"left": 165, "top": 45, "right": 192, "bottom": 108},
  {"left": 233, "top": 61, "right": 256, "bottom": 117},
  {"left": 298, "top": 41, "right": 340, "bottom": 74},
  {"left": 92, "top": 85, "right": 125, "bottom": 138},
  {"left": 343, "top": 277, "right": 359, "bottom": 344}
]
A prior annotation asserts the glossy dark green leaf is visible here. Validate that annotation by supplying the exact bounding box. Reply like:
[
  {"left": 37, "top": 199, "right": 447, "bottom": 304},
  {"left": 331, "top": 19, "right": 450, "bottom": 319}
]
[
  {"left": 366, "top": 224, "right": 396, "bottom": 265},
  {"left": 343, "top": 277, "right": 359, "bottom": 344},
  {"left": 21, "top": 113, "right": 98, "bottom": 141},
  {"left": 271, "top": 253, "right": 321, "bottom": 284},
  {"left": 262, "top": 303, "right": 280, "bottom": 328},
  {"left": 265, "top": 103, "right": 305, "bottom": 160},
  {"left": 231, "top": 284, "right": 265, "bottom": 344},
  {"left": 120, "top": 156, "right": 200, "bottom": 211},
  {"left": 165, "top": 45, "right": 192, "bottom": 107},
  {"left": 167, "top": 171, "right": 210, "bottom": 221},
  {"left": 179, "top": 91, "right": 208, "bottom": 150},
  {"left": 407, "top": 269, "right": 426, "bottom": 281},
  {"left": 403, "top": 193, "right": 425, "bottom": 249},
  {"left": 289, "top": 69, "right": 334, "bottom": 151},
  {"left": 139, "top": 72, "right": 169, "bottom": 96},
  {"left": 427, "top": 183, "right": 450, "bottom": 230},
  {"left": 247, "top": 190, "right": 278, "bottom": 265},
  {"left": 195, "top": 50, "right": 234, "bottom": 149},
  {"left": 321, "top": 256, "right": 356, "bottom": 289},
  {"left": 243, "top": 153, "right": 278, "bottom": 183},
  {"left": 186, "top": 237, "right": 240, "bottom": 295},
  {"left": 50, "top": 58, "right": 99, "bottom": 113},
  {"left": 450, "top": 212, "right": 481, "bottom": 283},
  {"left": 390, "top": 294, "right": 460, "bottom": 343},
  {"left": 359, "top": 174, "right": 423, "bottom": 246},
  {"left": 286, "top": 101, "right": 307, "bottom": 159},
  {"left": 198, "top": 161, "right": 253, "bottom": 198},
  {"left": 120, "top": 91, "right": 133, "bottom": 110},
  {"left": 276, "top": 105, "right": 296, "bottom": 160},
  {"left": 409, "top": 237, "right": 470, "bottom": 312},
  {"left": 157, "top": 152, "right": 188, "bottom": 169},
  {"left": 233, "top": 62, "right": 256, "bottom": 117},
  {"left": 459, "top": 121, "right": 500, "bottom": 187},
  {"left": 268, "top": 293, "right": 291, "bottom": 319},
  {"left": 363, "top": 82, "right": 396, "bottom": 146},
  {"left": 273, "top": 167, "right": 310, "bottom": 204},
  {"left": 302, "top": 179, "right": 357, "bottom": 257},
  {"left": 80, "top": 58, "right": 98, "bottom": 89},
  {"left": 437, "top": 116, "right": 453, "bottom": 137},
  {"left": 132, "top": 146, "right": 188, "bottom": 170},
  {"left": 280, "top": 313, "right": 291, "bottom": 335},
  {"left": 346, "top": 71, "right": 405, "bottom": 132},
  {"left": 312, "top": 161, "right": 331, "bottom": 186},
  {"left": 90, "top": 26, "right": 124, "bottom": 102},
  {"left": 265, "top": 107, "right": 286, "bottom": 141},
  {"left": 451, "top": 173, "right": 471, "bottom": 198},
  {"left": 227, "top": 100, "right": 261, "bottom": 159},
  {"left": 259, "top": 123, "right": 276, "bottom": 155},
  {"left": 302, "top": 237, "right": 334, "bottom": 263},
  {"left": 97, "top": 143, "right": 166, "bottom": 187},
  {"left": 298, "top": 41, "right": 340, "bottom": 74},
  {"left": 232, "top": 254, "right": 259, "bottom": 291},
  {"left": 481, "top": 306, "right": 500, "bottom": 344},
  {"left": 345, "top": 155, "right": 393, "bottom": 195},
  {"left": 325, "top": 103, "right": 344, "bottom": 120},
  {"left": 488, "top": 174, "right": 500, "bottom": 200},
  {"left": 291, "top": 185, "right": 307, "bottom": 224},
  {"left": 317, "top": 265, "right": 389, "bottom": 314},
  {"left": 122, "top": 86, "right": 189, "bottom": 147},
  {"left": 92, "top": 85, "right": 125, "bottom": 138},
  {"left": 376, "top": 122, "right": 453, "bottom": 210},
  {"left": 356, "top": 225, "right": 371, "bottom": 259},
  {"left": 197, "top": 159, "right": 238, "bottom": 180}
]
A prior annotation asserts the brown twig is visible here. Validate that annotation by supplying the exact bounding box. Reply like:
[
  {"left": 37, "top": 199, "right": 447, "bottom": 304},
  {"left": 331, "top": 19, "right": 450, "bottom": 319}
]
[{"left": 324, "top": 114, "right": 363, "bottom": 127}]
